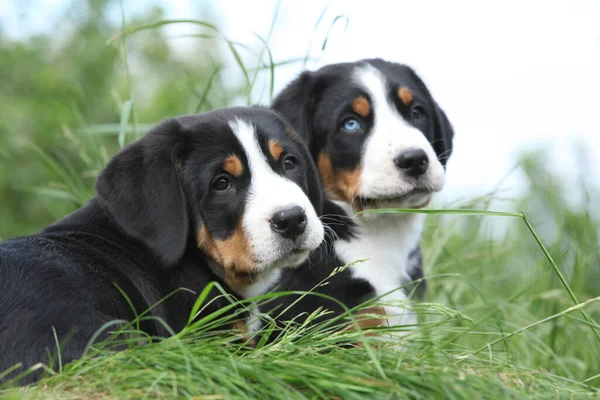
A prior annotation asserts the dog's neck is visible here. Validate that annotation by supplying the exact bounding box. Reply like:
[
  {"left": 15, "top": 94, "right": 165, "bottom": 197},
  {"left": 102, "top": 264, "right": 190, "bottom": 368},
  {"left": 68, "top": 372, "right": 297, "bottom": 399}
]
[
  {"left": 205, "top": 258, "right": 281, "bottom": 300},
  {"left": 329, "top": 199, "right": 424, "bottom": 278},
  {"left": 329, "top": 199, "right": 424, "bottom": 239},
  {"left": 329, "top": 200, "right": 424, "bottom": 327}
]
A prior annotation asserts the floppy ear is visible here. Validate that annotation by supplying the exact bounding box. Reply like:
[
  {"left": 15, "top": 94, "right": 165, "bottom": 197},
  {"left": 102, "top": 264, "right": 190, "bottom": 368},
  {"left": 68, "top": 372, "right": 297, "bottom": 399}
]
[
  {"left": 96, "top": 118, "right": 189, "bottom": 268},
  {"left": 300, "top": 138, "right": 324, "bottom": 216},
  {"left": 432, "top": 105, "right": 454, "bottom": 168},
  {"left": 272, "top": 71, "right": 317, "bottom": 157},
  {"left": 406, "top": 67, "right": 454, "bottom": 167}
]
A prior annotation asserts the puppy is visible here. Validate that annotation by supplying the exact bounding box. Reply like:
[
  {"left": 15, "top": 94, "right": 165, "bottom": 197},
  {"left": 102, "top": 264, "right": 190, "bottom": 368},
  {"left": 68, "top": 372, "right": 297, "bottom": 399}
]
[
  {"left": 0, "top": 107, "right": 324, "bottom": 384},
  {"left": 267, "top": 59, "right": 454, "bottom": 331}
]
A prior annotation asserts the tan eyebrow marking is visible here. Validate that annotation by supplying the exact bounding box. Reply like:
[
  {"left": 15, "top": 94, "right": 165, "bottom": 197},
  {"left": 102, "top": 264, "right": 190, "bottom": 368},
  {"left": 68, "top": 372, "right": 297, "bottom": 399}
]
[
  {"left": 268, "top": 140, "right": 284, "bottom": 161},
  {"left": 398, "top": 87, "right": 413, "bottom": 105},
  {"left": 223, "top": 154, "right": 244, "bottom": 177},
  {"left": 351, "top": 96, "right": 370, "bottom": 118},
  {"left": 317, "top": 151, "right": 362, "bottom": 209}
]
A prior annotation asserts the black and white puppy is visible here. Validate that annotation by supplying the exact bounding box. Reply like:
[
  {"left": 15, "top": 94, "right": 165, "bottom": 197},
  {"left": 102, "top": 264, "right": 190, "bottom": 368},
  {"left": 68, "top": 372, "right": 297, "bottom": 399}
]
[
  {"left": 268, "top": 59, "right": 454, "bottom": 329},
  {"left": 0, "top": 107, "right": 324, "bottom": 383}
]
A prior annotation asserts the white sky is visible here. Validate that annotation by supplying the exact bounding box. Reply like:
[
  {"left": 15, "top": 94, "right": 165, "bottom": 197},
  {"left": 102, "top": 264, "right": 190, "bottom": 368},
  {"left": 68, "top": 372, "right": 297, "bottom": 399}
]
[{"left": 3, "top": 0, "right": 600, "bottom": 206}]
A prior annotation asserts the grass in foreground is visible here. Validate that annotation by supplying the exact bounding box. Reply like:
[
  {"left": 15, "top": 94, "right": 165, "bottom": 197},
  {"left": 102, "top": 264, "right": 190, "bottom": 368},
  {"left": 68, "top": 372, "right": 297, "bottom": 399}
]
[
  {"left": 3, "top": 161, "right": 599, "bottom": 399},
  {"left": 2, "top": 4, "right": 599, "bottom": 398},
  {"left": 1, "top": 294, "right": 597, "bottom": 399}
]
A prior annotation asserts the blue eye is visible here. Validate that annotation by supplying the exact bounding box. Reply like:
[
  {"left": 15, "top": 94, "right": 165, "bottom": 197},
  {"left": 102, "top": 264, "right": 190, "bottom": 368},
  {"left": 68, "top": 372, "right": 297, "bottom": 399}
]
[{"left": 343, "top": 118, "right": 361, "bottom": 132}]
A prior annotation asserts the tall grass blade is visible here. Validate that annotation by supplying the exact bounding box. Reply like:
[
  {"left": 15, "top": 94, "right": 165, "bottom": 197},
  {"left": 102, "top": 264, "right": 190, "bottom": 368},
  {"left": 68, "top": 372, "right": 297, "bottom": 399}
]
[{"left": 118, "top": 100, "right": 132, "bottom": 148}]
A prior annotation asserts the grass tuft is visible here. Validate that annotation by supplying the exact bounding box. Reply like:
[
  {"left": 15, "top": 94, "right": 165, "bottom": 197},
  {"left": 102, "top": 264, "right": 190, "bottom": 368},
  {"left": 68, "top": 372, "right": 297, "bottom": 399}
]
[
  {"left": 2, "top": 298, "right": 597, "bottom": 399},
  {"left": 1, "top": 4, "right": 599, "bottom": 398}
]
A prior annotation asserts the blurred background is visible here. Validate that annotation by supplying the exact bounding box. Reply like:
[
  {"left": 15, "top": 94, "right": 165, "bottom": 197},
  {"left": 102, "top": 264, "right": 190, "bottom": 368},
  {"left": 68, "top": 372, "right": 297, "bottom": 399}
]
[{"left": 1, "top": 0, "right": 599, "bottom": 385}]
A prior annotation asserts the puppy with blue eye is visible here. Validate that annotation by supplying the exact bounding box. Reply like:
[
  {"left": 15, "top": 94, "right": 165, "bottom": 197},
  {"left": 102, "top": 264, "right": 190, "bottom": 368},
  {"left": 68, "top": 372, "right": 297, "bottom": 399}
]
[
  {"left": 0, "top": 107, "right": 324, "bottom": 384},
  {"left": 266, "top": 59, "right": 454, "bottom": 332}
]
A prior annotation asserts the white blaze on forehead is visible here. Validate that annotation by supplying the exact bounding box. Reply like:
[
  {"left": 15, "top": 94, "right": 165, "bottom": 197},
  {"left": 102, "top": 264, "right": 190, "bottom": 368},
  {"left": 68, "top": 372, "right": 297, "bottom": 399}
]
[
  {"left": 227, "top": 119, "right": 324, "bottom": 270},
  {"left": 228, "top": 119, "right": 298, "bottom": 213},
  {"left": 351, "top": 64, "right": 445, "bottom": 198},
  {"left": 228, "top": 119, "right": 274, "bottom": 184}
]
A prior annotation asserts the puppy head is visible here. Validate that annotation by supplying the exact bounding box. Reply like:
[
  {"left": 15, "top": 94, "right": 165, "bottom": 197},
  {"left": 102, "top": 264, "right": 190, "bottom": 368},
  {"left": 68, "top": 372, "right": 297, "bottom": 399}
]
[
  {"left": 96, "top": 107, "right": 324, "bottom": 293},
  {"left": 272, "top": 58, "right": 454, "bottom": 213}
]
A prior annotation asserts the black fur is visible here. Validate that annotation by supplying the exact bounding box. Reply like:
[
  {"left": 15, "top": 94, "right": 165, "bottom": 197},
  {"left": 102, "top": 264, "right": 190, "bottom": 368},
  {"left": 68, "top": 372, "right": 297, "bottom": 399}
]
[
  {"left": 0, "top": 107, "right": 322, "bottom": 384},
  {"left": 267, "top": 59, "right": 454, "bottom": 328},
  {"left": 272, "top": 59, "right": 454, "bottom": 167}
]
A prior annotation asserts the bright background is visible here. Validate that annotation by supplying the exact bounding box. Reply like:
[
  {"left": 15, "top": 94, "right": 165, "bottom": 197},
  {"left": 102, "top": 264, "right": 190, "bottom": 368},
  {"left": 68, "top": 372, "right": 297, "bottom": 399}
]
[
  {"left": 3, "top": 0, "right": 600, "bottom": 206},
  {"left": 2, "top": 1, "right": 600, "bottom": 389}
]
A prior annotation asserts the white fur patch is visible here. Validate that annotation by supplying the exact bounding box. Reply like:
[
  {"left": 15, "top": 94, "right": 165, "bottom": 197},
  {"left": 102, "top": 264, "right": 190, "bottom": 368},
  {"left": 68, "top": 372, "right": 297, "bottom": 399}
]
[
  {"left": 228, "top": 119, "right": 324, "bottom": 288},
  {"left": 329, "top": 65, "right": 451, "bottom": 330},
  {"left": 353, "top": 65, "right": 445, "bottom": 202},
  {"left": 245, "top": 305, "right": 265, "bottom": 333},
  {"left": 334, "top": 200, "right": 422, "bottom": 329},
  {"left": 236, "top": 269, "right": 281, "bottom": 299}
]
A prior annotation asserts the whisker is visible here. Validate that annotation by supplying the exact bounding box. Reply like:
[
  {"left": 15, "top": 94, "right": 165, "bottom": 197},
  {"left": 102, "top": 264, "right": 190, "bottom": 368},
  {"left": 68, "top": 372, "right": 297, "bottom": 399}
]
[
  {"left": 318, "top": 217, "right": 346, "bottom": 227},
  {"left": 317, "top": 225, "right": 338, "bottom": 262},
  {"left": 319, "top": 213, "right": 355, "bottom": 221}
]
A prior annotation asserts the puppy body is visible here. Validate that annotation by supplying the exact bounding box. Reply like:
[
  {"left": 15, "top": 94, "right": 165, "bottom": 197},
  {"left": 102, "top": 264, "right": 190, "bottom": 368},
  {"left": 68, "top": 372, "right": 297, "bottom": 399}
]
[
  {"left": 0, "top": 107, "right": 324, "bottom": 383},
  {"left": 269, "top": 59, "right": 454, "bottom": 330},
  {"left": 334, "top": 204, "right": 425, "bottom": 326},
  {"left": 0, "top": 202, "right": 225, "bottom": 382}
]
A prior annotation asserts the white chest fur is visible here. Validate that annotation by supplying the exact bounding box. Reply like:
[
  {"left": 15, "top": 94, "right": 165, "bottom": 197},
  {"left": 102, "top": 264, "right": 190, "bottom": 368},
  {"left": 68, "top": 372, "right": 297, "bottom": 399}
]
[{"left": 334, "top": 210, "right": 424, "bottom": 327}]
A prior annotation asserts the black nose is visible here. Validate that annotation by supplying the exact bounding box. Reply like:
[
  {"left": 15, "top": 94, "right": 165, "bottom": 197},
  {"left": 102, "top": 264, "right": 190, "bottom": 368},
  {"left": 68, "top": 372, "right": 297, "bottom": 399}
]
[
  {"left": 394, "top": 149, "right": 429, "bottom": 178},
  {"left": 270, "top": 206, "right": 307, "bottom": 241}
]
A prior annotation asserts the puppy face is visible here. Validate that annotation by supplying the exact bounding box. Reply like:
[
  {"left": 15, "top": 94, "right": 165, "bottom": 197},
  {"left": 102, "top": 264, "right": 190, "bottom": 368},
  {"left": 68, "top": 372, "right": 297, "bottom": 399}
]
[
  {"left": 273, "top": 59, "right": 454, "bottom": 213},
  {"left": 179, "top": 111, "right": 324, "bottom": 288},
  {"left": 97, "top": 107, "right": 324, "bottom": 292}
]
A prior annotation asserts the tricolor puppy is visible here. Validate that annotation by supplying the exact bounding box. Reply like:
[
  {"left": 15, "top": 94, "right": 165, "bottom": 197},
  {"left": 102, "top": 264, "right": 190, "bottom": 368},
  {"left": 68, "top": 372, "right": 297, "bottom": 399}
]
[
  {"left": 0, "top": 107, "right": 324, "bottom": 384},
  {"left": 269, "top": 59, "right": 453, "bottom": 330}
]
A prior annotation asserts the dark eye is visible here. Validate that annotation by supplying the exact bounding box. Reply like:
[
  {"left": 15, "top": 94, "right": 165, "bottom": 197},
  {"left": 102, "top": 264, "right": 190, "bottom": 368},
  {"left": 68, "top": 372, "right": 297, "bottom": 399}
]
[
  {"left": 212, "top": 177, "right": 230, "bottom": 191},
  {"left": 342, "top": 118, "right": 361, "bottom": 133},
  {"left": 411, "top": 105, "right": 425, "bottom": 120},
  {"left": 284, "top": 155, "right": 297, "bottom": 170}
]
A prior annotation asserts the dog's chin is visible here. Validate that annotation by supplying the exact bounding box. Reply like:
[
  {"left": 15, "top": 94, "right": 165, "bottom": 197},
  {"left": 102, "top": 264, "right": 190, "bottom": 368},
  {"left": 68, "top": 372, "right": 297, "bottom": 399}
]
[
  {"left": 356, "top": 189, "right": 434, "bottom": 212},
  {"left": 232, "top": 250, "right": 309, "bottom": 285},
  {"left": 274, "top": 249, "right": 311, "bottom": 270},
  {"left": 253, "top": 247, "right": 311, "bottom": 275}
]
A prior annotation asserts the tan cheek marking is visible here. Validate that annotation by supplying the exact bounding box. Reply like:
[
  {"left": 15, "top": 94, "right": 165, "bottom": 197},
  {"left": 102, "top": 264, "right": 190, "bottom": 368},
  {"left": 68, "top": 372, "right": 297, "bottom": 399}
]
[
  {"left": 197, "top": 225, "right": 219, "bottom": 260},
  {"left": 342, "top": 306, "right": 387, "bottom": 348},
  {"left": 197, "top": 222, "right": 256, "bottom": 291},
  {"left": 232, "top": 321, "right": 257, "bottom": 347},
  {"left": 317, "top": 152, "right": 337, "bottom": 199},
  {"left": 352, "top": 306, "right": 387, "bottom": 330},
  {"left": 223, "top": 154, "right": 244, "bottom": 177},
  {"left": 398, "top": 87, "right": 413, "bottom": 105},
  {"left": 176, "top": 159, "right": 183, "bottom": 170},
  {"left": 318, "top": 152, "right": 362, "bottom": 208},
  {"left": 268, "top": 140, "right": 284, "bottom": 161},
  {"left": 351, "top": 96, "right": 370, "bottom": 118}
]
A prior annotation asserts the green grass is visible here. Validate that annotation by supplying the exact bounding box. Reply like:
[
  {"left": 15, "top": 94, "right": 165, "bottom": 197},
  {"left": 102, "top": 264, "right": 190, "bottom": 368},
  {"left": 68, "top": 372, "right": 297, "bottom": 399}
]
[
  {"left": 3, "top": 330, "right": 596, "bottom": 399},
  {"left": 2, "top": 176, "right": 599, "bottom": 399},
  {"left": 0, "top": 283, "right": 598, "bottom": 398},
  {"left": 2, "top": 3, "right": 600, "bottom": 399}
]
